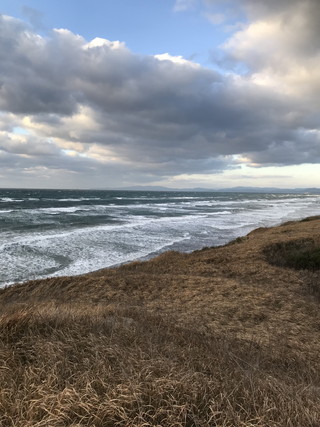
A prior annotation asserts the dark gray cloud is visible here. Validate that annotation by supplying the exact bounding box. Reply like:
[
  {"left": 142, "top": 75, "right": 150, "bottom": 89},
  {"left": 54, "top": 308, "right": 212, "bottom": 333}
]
[
  {"left": 248, "top": 129, "right": 320, "bottom": 166},
  {"left": 0, "top": 4, "right": 319, "bottom": 187},
  {"left": 0, "top": 16, "right": 79, "bottom": 114}
]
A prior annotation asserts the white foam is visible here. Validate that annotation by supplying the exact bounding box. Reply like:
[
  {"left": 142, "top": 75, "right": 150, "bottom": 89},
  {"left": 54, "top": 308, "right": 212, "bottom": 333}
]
[
  {"left": 19, "top": 206, "right": 95, "bottom": 215},
  {"left": 57, "top": 197, "right": 101, "bottom": 202},
  {"left": 0, "top": 198, "right": 23, "bottom": 202},
  {"left": 1, "top": 192, "right": 319, "bottom": 287},
  {"left": 43, "top": 206, "right": 92, "bottom": 214}
]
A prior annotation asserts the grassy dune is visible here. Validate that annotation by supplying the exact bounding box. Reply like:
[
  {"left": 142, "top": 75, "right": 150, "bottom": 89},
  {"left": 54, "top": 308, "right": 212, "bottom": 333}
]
[{"left": 0, "top": 217, "right": 320, "bottom": 426}]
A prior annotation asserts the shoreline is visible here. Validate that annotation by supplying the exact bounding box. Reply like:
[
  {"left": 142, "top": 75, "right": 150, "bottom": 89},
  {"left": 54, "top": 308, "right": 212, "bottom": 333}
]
[
  {"left": 1, "top": 189, "right": 320, "bottom": 288},
  {"left": 2, "top": 214, "right": 320, "bottom": 289},
  {"left": 0, "top": 215, "right": 319, "bottom": 425}
]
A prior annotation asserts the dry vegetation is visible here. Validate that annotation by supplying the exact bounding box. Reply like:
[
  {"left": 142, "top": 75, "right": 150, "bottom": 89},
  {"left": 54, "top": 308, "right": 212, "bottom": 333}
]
[{"left": 1, "top": 217, "right": 320, "bottom": 426}]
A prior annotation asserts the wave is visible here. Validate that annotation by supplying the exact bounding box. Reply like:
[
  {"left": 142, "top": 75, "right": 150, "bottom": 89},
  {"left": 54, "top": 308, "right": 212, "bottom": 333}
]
[
  {"left": 0, "top": 198, "right": 23, "bottom": 203},
  {"left": 57, "top": 197, "right": 102, "bottom": 202},
  {"left": 0, "top": 191, "right": 319, "bottom": 287}
]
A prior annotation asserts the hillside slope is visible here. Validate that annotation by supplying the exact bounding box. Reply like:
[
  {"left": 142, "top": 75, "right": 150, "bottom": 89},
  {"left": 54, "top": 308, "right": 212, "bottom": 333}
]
[{"left": 0, "top": 217, "right": 320, "bottom": 426}]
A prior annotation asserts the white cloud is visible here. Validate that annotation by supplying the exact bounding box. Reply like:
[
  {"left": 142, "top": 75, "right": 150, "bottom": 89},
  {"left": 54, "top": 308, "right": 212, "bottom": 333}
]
[
  {"left": 173, "top": 0, "right": 197, "bottom": 12},
  {"left": 83, "top": 37, "right": 126, "bottom": 50},
  {"left": 222, "top": 0, "right": 320, "bottom": 102},
  {"left": 154, "top": 53, "right": 200, "bottom": 68},
  {"left": 204, "top": 12, "right": 226, "bottom": 25}
]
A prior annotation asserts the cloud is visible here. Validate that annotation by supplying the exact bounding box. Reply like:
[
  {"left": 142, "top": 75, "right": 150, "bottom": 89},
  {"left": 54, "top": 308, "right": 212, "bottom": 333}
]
[
  {"left": 173, "top": 0, "right": 197, "bottom": 12},
  {"left": 0, "top": 4, "right": 319, "bottom": 187},
  {"left": 204, "top": 12, "right": 226, "bottom": 25},
  {"left": 217, "top": 0, "right": 320, "bottom": 101},
  {"left": 21, "top": 6, "right": 45, "bottom": 31}
]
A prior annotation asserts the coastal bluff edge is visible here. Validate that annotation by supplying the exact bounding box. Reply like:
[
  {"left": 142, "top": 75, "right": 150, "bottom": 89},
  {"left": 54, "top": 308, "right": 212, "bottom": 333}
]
[{"left": 0, "top": 217, "right": 320, "bottom": 425}]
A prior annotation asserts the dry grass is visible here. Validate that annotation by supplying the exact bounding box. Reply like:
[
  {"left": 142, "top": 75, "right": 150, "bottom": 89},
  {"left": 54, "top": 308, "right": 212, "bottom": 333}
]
[
  {"left": 1, "top": 217, "right": 320, "bottom": 425},
  {"left": 263, "top": 238, "right": 320, "bottom": 270}
]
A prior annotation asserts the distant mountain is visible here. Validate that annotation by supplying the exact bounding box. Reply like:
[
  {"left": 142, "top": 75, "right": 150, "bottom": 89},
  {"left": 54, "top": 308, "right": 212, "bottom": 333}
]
[
  {"left": 118, "top": 185, "right": 176, "bottom": 192},
  {"left": 118, "top": 185, "right": 320, "bottom": 194},
  {"left": 216, "top": 187, "right": 320, "bottom": 194}
]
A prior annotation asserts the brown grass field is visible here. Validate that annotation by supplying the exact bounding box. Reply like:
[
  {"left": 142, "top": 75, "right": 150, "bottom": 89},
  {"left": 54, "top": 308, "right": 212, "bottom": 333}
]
[{"left": 0, "top": 217, "right": 320, "bottom": 426}]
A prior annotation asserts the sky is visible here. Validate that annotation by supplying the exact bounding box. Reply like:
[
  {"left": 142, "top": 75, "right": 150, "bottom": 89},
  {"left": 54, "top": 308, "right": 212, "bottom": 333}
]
[{"left": 0, "top": 0, "right": 319, "bottom": 189}]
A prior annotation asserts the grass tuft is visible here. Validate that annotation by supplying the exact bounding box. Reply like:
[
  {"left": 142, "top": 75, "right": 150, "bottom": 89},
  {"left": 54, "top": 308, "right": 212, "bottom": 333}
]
[{"left": 264, "top": 238, "right": 320, "bottom": 271}]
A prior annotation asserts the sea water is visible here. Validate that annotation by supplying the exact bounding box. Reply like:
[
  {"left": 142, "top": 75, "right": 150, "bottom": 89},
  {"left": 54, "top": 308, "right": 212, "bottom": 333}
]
[{"left": 0, "top": 188, "right": 319, "bottom": 287}]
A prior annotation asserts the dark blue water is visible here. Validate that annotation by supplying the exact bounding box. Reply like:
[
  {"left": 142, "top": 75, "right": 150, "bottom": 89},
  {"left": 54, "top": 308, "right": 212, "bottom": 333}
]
[{"left": 0, "top": 188, "right": 319, "bottom": 286}]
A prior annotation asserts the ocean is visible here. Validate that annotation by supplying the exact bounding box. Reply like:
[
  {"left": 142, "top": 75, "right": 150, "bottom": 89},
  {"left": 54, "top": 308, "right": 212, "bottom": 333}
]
[{"left": 0, "top": 188, "right": 319, "bottom": 287}]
